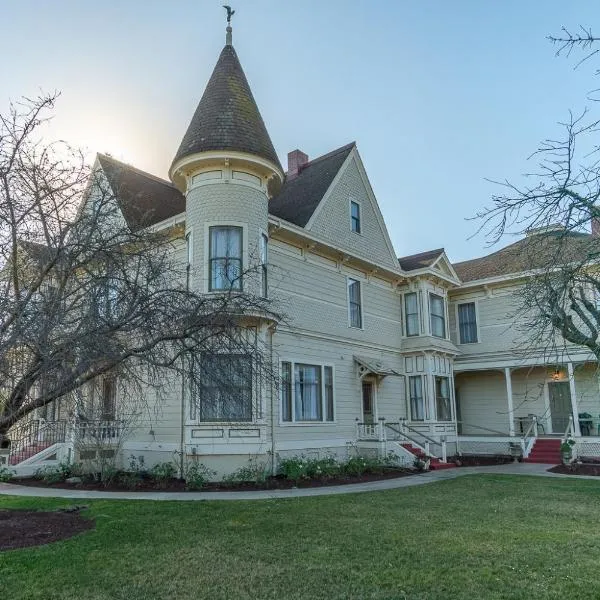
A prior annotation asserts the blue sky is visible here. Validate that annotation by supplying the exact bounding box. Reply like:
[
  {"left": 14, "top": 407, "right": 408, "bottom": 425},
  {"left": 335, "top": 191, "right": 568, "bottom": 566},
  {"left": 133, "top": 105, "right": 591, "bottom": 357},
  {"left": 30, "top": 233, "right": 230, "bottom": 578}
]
[{"left": 1, "top": 1, "right": 599, "bottom": 261}]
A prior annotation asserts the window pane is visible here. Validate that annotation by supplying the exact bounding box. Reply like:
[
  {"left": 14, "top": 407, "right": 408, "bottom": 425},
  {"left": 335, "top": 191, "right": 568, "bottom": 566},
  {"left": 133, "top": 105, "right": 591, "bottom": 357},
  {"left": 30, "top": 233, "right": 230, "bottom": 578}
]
[
  {"left": 324, "top": 366, "right": 334, "bottom": 421},
  {"left": 351, "top": 201, "right": 360, "bottom": 233},
  {"left": 458, "top": 302, "right": 477, "bottom": 344},
  {"left": 294, "top": 364, "right": 322, "bottom": 421},
  {"left": 435, "top": 376, "right": 452, "bottom": 422},
  {"left": 261, "top": 234, "right": 268, "bottom": 298},
  {"left": 348, "top": 279, "right": 362, "bottom": 328},
  {"left": 409, "top": 376, "right": 424, "bottom": 421},
  {"left": 430, "top": 294, "right": 446, "bottom": 338},
  {"left": 197, "top": 354, "right": 252, "bottom": 422},
  {"left": 209, "top": 227, "right": 242, "bottom": 290},
  {"left": 281, "top": 362, "right": 292, "bottom": 422},
  {"left": 101, "top": 378, "right": 116, "bottom": 420},
  {"left": 405, "top": 293, "right": 419, "bottom": 336}
]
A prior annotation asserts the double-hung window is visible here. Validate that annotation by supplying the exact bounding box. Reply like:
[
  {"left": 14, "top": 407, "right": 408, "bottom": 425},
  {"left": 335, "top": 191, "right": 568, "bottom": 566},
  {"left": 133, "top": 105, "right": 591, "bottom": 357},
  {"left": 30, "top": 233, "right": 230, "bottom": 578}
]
[
  {"left": 457, "top": 302, "right": 478, "bottom": 344},
  {"left": 350, "top": 200, "right": 361, "bottom": 233},
  {"left": 348, "top": 278, "right": 362, "bottom": 328},
  {"left": 281, "top": 361, "right": 334, "bottom": 423},
  {"left": 429, "top": 293, "right": 446, "bottom": 338},
  {"left": 409, "top": 375, "right": 425, "bottom": 421},
  {"left": 435, "top": 376, "right": 452, "bottom": 422},
  {"left": 101, "top": 377, "right": 117, "bottom": 421},
  {"left": 193, "top": 353, "right": 252, "bottom": 422},
  {"left": 209, "top": 226, "right": 242, "bottom": 291},
  {"left": 260, "top": 233, "right": 268, "bottom": 298},
  {"left": 405, "top": 293, "right": 419, "bottom": 336}
]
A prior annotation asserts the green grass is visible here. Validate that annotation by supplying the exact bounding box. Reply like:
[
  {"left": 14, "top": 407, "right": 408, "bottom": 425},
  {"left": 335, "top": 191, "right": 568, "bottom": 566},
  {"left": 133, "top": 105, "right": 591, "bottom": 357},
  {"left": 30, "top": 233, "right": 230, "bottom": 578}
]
[{"left": 1, "top": 475, "right": 600, "bottom": 599}]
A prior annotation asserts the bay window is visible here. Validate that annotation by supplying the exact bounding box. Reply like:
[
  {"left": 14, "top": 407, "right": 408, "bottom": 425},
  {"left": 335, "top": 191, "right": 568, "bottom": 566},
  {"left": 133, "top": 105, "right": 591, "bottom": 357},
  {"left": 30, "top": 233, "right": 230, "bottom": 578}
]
[
  {"left": 409, "top": 375, "right": 425, "bottom": 421},
  {"left": 405, "top": 293, "right": 419, "bottom": 336},
  {"left": 209, "top": 226, "right": 242, "bottom": 291},
  {"left": 435, "top": 376, "right": 452, "bottom": 422},
  {"left": 192, "top": 353, "right": 252, "bottom": 422},
  {"left": 281, "top": 361, "right": 334, "bottom": 423},
  {"left": 429, "top": 293, "right": 446, "bottom": 338}
]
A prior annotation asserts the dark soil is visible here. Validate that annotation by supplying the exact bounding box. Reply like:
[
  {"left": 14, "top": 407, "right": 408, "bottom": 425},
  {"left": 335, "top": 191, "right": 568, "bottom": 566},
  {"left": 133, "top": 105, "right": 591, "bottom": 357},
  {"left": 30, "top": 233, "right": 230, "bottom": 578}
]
[
  {"left": 451, "top": 455, "right": 516, "bottom": 467},
  {"left": 548, "top": 462, "right": 600, "bottom": 476},
  {"left": 14, "top": 468, "right": 415, "bottom": 492},
  {"left": 0, "top": 508, "right": 95, "bottom": 551}
]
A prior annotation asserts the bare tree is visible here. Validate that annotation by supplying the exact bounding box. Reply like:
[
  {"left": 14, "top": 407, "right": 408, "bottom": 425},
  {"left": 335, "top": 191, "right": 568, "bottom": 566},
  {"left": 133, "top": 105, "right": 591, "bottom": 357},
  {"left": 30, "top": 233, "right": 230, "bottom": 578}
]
[
  {"left": 0, "top": 93, "right": 277, "bottom": 443},
  {"left": 476, "top": 29, "right": 600, "bottom": 360}
]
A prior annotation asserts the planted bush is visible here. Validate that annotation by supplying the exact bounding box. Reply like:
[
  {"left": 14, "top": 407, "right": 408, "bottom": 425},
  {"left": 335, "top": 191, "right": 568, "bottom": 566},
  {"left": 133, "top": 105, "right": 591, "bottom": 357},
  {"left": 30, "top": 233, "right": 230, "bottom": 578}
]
[
  {"left": 150, "top": 462, "right": 177, "bottom": 487},
  {"left": 184, "top": 461, "right": 215, "bottom": 490}
]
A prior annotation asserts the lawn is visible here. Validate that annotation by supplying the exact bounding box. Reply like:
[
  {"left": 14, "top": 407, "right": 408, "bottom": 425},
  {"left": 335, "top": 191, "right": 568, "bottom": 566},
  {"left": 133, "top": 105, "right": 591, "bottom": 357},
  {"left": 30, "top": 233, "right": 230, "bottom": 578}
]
[{"left": 1, "top": 475, "right": 599, "bottom": 600}]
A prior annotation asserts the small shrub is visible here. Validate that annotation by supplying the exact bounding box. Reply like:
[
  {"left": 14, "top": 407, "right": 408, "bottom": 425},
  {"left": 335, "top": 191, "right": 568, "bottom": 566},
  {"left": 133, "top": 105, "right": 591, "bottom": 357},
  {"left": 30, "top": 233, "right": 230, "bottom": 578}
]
[
  {"left": 305, "top": 456, "right": 340, "bottom": 479},
  {"left": 223, "top": 457, "right": 269, "bottom": 484},
  {"left": 278, "top": 456, "right": 309, "bottom": 481},
  {"left": 344, "top": 456, "right": 370, "bottom": 476},
  {"left": 150, "top": 462, "right": 177, "bottom": 487},
  {"left": 100, "top": 465, "right": 119, "bottom": 487},
  {"left": 185, "top": 461, "right": 215, "bottom": 490},
  {"left": 0, "top": 466, "right": 15, "bottom": 482},
  {"left": 35, "top": 461, "right": 72, "bottom": 484}
]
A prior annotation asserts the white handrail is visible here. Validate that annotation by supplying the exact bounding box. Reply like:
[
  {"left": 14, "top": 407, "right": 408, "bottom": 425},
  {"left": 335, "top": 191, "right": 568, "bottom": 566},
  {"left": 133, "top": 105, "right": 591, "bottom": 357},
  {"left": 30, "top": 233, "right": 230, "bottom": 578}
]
[{"left": 562, "top": 415, "right": 575, "bottom": 443}]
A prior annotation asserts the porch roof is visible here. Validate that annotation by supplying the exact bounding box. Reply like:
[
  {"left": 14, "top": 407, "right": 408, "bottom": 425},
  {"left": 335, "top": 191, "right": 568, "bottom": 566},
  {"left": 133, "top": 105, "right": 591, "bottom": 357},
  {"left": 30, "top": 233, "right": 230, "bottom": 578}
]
[{"left": 354, "top": 356, "right": 402, "bottom": 379}]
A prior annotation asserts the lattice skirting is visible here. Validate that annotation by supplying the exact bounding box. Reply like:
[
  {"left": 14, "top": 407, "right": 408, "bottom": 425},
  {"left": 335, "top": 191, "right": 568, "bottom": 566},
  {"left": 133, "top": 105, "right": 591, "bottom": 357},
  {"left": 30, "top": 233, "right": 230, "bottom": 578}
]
[
  {"left": 575, "top": 441, "right": 600, "bottom": 459},
  {"left": 458, "top": 441, "right": 512, "bottom": 456}
]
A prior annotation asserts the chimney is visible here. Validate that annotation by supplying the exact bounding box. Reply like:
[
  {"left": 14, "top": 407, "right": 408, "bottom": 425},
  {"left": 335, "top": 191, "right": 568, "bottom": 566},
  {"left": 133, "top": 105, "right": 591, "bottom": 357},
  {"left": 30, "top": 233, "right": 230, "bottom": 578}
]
[
  {"left": 287, "top": 149, "right": 309, "bottom": 179},
  {"left": 592, "top": 217, "right": 600, "bottom": 237}
]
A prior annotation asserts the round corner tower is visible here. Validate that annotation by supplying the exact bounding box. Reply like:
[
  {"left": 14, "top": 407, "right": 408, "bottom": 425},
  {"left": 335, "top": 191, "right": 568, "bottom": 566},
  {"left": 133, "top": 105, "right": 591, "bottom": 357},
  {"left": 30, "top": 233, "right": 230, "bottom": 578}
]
[{"left": 169, "top": 26, "right": 283, "bottom": 299}]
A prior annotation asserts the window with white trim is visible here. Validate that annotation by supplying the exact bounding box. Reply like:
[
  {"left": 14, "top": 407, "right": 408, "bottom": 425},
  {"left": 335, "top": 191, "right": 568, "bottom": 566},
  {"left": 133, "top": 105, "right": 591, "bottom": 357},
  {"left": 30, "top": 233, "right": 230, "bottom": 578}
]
[
  {"left": 192, "top": 353, "right": 252, "bottom": 422},
  {"left": 260, "top": 233, "right": 268, "bottom": 298},
  {"left": 405, "top": 293, "right": 419, "bottom": 336},
  {"left": 209, "top": 226, "right": 242, "bottom": 291},
  {"left": 281, "top": 361, "right": 334, "bottom": 423},
  {"left": 348, "top": 278, "right": 362, "bottom": 328},
  {"left": 435, "top": 376, "right": 452, "bottom": 422},
  {"left": 350, "top": 200, "right": 361, "bottom": 233},
  {"left": 101, "top": 377, "right": 117, "bottom": 421},
  {"left": 409, "top": 375, "right": 425, "bottom": 421},
  {"left": 457, "top": 302, "right": 478, "bottom": 344},
  {"left": 429, "top": 293, "right": 446, "bottom": 338}
]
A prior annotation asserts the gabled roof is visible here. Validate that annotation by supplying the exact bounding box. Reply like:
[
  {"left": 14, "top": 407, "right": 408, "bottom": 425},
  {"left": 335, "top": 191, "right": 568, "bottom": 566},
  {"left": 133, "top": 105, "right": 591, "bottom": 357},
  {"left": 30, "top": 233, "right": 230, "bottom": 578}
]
[
  {"left": 97, "top": 154, "right": 185, "bottom": 231},
  {"left": 269, "top": 143, "right": 355, "bottom": 227},
  {"left": 398, "top": 248, "right": 445, "bottom": 271},
  {"left": 171, "top": 44, "right": 282, "bottom": 172},
  {"left": 453, "top": 230, "right": 598, "bottom": 283}
]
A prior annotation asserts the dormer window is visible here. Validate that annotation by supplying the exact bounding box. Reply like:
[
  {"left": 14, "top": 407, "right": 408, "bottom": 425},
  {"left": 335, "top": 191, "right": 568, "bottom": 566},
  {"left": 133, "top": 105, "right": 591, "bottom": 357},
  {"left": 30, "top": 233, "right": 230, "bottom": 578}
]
[
  {"left": 429, "top": 293, "right": 446, "bottom": 338},
  {"left": 209, "top": 226, "right": 242, "bottom": 291},
  {"left": 350, "top": 200, "right": 361, "bottom": 233}
]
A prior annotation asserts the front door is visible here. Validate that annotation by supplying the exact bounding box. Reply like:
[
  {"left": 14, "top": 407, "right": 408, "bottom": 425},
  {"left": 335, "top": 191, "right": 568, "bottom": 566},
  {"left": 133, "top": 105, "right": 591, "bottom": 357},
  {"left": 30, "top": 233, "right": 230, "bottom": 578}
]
[
  {"left": 362, "top": 382, "right": 374, "bottom": 424},
  {"left": 548, "top": 382, "right": 572, "bottom": 433}
]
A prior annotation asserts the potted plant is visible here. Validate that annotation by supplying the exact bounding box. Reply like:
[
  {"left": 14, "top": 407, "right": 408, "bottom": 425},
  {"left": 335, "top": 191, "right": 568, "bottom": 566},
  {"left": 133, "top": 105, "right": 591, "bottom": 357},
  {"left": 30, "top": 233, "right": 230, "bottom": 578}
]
[{"left": 560, "top": 438, "right": 576, "bottom": 465}]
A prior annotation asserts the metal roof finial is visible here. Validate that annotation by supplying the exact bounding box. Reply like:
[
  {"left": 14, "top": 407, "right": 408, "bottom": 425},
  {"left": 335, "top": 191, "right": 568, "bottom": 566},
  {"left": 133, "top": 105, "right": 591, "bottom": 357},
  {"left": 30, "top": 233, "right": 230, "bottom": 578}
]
[{"left": 223, "top": 5, "right": 235, "bottom": 45}]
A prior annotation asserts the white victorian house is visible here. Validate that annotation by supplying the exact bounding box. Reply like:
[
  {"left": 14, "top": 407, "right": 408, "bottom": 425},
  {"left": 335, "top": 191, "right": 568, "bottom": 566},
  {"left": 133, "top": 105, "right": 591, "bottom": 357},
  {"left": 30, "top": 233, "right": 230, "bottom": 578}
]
[{"left": 4, "top": 22, "right": 600, "bottom": 476}]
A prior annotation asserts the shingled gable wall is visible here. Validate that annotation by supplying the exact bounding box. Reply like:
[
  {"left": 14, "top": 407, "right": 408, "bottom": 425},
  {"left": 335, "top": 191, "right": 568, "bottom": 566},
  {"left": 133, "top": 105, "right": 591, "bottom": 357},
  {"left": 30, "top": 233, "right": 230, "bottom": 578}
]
[{"left": 306, "top": 150, "right": 399, "bottom": 271}]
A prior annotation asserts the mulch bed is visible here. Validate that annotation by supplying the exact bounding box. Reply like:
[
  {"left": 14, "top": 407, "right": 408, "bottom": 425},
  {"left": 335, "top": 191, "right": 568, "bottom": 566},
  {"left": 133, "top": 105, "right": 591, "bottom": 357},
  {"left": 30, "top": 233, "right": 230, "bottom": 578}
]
[
  {"left": 451, "top": 455, "right": 516, "bottom": 467},
  {"left": 14, "top": 469, "right": 415, "bottom": 492},
  {"left": 0, "top": 508, "right": 95, "bottom": 551},
  {"left": 548, "top": 463, "right": 600, "bottom": 476}
]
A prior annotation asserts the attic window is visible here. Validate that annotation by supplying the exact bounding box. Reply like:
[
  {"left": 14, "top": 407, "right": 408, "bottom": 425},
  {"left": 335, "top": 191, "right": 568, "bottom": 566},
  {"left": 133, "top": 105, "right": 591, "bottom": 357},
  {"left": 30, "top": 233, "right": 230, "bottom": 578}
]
[
  {"left": 191, "top": 171, "right": 223, "bottom": 185},
  {"left": 350, "top": 200, "right": 361, "bottom": 233}
]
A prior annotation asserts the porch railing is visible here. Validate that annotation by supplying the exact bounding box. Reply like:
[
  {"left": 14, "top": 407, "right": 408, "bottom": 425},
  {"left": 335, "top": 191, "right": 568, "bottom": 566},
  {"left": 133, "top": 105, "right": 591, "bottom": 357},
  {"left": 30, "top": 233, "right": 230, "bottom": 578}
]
[
  {"left": 75, "top": 420, "right": 123, "bottom": 442},
  {"left": 355, "top": 419, "right": 385, "bottom": 441}
]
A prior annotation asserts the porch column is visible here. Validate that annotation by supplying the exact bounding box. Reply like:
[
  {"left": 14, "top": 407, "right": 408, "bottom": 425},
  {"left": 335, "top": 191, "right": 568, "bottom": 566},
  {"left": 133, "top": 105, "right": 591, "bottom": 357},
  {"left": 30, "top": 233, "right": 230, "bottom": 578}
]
[
  {"left": 504, "top": 367, "right": 515, "bottom": 437},
  {"left": 567, "top": 362, "right": 581, "bottom": 437}
]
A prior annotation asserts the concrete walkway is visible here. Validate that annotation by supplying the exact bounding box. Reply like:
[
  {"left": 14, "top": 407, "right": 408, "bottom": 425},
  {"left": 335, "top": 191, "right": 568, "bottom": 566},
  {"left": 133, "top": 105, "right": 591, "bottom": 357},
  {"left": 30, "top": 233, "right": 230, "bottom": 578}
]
[{"left": 0, "top": 463, "right": 598, "bottom": 502}]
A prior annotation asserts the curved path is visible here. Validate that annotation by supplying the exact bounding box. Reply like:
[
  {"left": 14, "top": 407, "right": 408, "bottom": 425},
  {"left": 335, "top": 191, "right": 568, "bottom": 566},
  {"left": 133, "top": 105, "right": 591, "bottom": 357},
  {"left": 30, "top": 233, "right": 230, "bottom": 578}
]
[{"left": 0, "top": 463, "right": 597, "bottom": 502}]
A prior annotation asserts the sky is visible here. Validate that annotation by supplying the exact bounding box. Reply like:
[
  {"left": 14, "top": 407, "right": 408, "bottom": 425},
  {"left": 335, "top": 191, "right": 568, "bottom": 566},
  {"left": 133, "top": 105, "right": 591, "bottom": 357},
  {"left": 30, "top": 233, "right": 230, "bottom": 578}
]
[{"left": 1, "top": 0, "right": 600, "bottom": 262}]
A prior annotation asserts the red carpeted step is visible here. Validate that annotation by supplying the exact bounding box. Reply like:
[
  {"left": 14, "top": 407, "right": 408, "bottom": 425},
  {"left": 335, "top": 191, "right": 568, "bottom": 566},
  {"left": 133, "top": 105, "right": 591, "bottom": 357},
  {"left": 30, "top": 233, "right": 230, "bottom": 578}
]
[{"left": 523, "top": 438, "right": 561, "bottom": 464}]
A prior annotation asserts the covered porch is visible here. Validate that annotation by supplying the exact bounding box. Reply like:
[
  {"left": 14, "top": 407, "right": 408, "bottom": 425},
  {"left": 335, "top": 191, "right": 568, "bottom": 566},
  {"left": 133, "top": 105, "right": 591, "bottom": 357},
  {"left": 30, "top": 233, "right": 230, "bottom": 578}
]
[{"left": 454, "top": 361, "right": 600, "bottom": 457}]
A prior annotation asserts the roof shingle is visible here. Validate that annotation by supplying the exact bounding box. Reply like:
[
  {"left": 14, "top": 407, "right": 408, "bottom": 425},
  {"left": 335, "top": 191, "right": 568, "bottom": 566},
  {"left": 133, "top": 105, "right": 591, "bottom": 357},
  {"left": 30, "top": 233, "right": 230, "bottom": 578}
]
[
  {"left": 171, "top": 44, "right": 281, "bottom": 172},
  {"left": 398, "top": 248, "right": 444, "bottom": 271}
]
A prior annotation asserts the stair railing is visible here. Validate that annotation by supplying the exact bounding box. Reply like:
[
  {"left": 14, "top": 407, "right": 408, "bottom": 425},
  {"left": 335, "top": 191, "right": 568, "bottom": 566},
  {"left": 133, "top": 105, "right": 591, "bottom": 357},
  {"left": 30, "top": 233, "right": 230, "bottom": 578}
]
[
  {"left": 521, "top": 415, "right": 538, "bottom": 457},
  {"left": 384, "top": 421, "right": 441, "bottom": 460}
]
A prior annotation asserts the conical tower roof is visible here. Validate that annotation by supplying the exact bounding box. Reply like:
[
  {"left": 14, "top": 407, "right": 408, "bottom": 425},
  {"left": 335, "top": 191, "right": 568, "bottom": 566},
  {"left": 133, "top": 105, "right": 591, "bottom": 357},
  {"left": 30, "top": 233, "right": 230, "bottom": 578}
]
[{"left": 171, "top": 43, "right": 282, "bottom": 173}]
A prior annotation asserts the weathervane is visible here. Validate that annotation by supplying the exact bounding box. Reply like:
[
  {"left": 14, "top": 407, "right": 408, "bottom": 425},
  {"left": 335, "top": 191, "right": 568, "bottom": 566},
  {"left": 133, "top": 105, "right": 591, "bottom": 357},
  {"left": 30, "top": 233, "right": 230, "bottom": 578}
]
[{"left": 223, "top": 5, "right": 235, "bottom": 24}]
